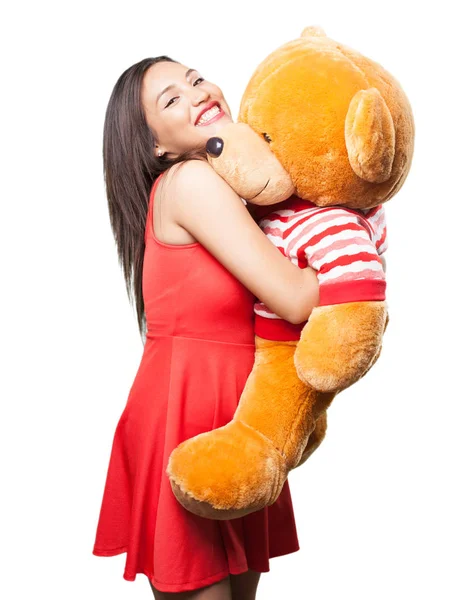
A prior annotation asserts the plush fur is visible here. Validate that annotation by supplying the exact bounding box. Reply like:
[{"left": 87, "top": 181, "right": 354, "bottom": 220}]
[{"left": 166, "top": 26, "right": 414, "bottom": 519}]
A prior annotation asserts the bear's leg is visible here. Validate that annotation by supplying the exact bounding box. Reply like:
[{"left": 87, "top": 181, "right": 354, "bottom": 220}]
[
  {"left": 294, "top": 410, "right": 328, "bottom": 468},
  {"left": 167, "top": 336, "right": 333, "bottom": 519}
]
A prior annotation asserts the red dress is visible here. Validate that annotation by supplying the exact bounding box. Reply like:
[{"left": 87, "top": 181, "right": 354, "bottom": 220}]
[{"left": 92, "top": 170, "right": 300, "bottom": 593}]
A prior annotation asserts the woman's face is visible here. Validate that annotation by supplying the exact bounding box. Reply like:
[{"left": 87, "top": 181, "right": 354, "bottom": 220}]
[{"left": 141, "top": 61, "right": 233, "bottom": 159}]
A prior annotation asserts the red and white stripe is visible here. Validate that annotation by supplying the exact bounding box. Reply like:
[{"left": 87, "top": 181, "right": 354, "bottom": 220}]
[{"left": 254, "top": 202, "right": 387, "bottom": 321}]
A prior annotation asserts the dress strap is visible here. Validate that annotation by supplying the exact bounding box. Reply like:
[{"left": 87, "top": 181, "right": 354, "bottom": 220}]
[{"left": 144, "top": 171, "right": 166, "bottom": 244}]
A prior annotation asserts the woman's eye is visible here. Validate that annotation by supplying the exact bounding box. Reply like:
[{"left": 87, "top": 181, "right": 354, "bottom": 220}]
[
  {"left": 164, "top": 77, "right": 203, "bottom": 108},
  {"left": 165, "top": 97, "right": 178, "bottom": 108}
]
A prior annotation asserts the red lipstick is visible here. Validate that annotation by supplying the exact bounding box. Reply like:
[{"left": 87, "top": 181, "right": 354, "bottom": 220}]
[{"left": 195, "top": 101, "right": 225, "bottom": 126}]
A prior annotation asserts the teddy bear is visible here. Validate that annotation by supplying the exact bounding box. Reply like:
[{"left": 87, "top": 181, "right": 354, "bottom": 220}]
[{"left": 165, "top": 26, "right": 415, "bottom": 520}]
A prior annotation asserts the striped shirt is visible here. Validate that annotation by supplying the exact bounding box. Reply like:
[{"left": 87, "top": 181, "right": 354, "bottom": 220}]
[{"left": 252, "top": 196, "right": 387, "bottom": 340}]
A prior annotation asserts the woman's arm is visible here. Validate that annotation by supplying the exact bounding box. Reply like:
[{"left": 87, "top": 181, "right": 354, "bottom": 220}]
[{"left": 168, "top": 160, "right": 319, "bottom": 324}]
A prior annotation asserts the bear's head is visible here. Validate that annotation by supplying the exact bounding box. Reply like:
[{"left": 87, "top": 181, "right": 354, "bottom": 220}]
[{"left": 206, "top": 26, "right": 414, "bottom": 210}]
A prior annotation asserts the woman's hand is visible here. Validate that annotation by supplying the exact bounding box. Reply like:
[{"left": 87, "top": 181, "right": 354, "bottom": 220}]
[{"left": 380, "top": 254, "right": 387, "bottom": 273}]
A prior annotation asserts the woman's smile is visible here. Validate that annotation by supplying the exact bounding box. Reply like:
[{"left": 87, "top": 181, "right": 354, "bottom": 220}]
[{"left": 195, "top": 101, "right": 227, "bottom": 127}]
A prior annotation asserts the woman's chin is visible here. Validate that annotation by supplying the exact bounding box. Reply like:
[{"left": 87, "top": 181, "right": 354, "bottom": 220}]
[
  {"left": 197, "top": 114, "right": 233, "bottom": 137},
  {"left": 212, "top": 113, "right": 233, "bottom": 131}
]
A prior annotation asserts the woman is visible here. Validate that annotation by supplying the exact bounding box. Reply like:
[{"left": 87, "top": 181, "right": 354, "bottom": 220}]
[{"left": 92, "top": 56, "right": 320, "bottom": 599}]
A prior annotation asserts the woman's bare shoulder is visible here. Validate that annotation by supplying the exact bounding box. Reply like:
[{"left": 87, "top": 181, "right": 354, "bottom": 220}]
[
  {"left": 168, "top": 159, "right": 238, "bottom": 198},
  {"left": 152, "top": 161, "right": 218, "bottom": 245}
]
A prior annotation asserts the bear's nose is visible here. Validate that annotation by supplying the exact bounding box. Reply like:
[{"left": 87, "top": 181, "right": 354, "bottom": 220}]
[{"left": 206, "top": 137, "right": 224, "bottom": 158}]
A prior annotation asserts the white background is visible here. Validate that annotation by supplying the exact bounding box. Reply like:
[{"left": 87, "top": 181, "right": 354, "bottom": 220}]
[{"left": 1, "top": 0, "right": 463, "bottom": 598}]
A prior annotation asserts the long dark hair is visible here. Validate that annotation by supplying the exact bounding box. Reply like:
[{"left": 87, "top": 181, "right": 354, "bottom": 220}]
[{"left": 103, "top": 56, "right": 207, "bottom": 343}]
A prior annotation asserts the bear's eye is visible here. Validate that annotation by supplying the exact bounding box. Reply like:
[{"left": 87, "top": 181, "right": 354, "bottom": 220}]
[{"left": 262, "top": 133, "right": 272, "bottom": 143}]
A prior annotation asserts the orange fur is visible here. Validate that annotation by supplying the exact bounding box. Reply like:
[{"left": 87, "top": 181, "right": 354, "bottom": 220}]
[
  {"left": 295, "top": 302, "right": 388, "bottom": 393},
  {"left": 166, "top": 27, "right": 414, "bottom": 519}
]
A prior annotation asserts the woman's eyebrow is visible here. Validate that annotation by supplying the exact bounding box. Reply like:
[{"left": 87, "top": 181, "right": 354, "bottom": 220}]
[{"left": 156, "top": 68, "right": 198, "bottom": 103}]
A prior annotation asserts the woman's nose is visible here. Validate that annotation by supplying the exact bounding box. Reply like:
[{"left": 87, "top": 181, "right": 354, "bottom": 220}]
[{"left": 192, "top": 88, "right": 209, "bottom": 105}]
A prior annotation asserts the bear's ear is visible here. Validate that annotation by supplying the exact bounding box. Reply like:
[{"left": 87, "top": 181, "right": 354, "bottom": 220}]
[
  {"left": 345, "top": 88, "right": 395, "bottom": 183},
  {"left": 301, "top": 26, "right": 326, "bottom": 38}
]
